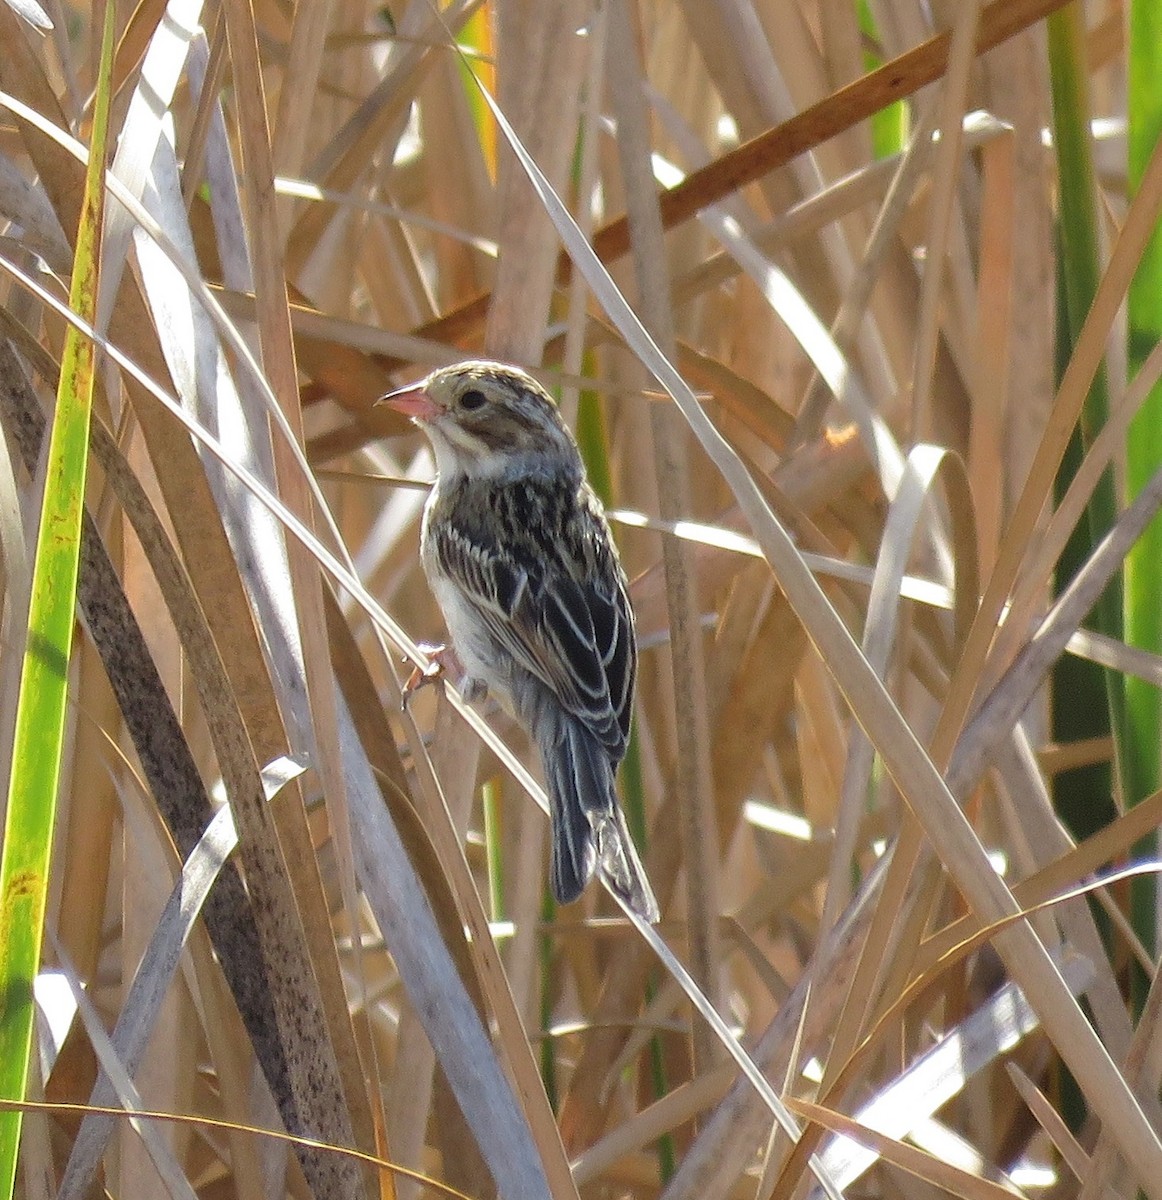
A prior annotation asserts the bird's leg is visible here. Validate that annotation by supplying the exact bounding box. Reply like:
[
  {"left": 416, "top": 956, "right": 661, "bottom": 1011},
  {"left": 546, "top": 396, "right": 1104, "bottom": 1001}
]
[
  {"left": 401, "top": 644, "right": 488, "bottom": 708},
  {"left": 401, "top": 643, "right": 456, "bottom": 708}
]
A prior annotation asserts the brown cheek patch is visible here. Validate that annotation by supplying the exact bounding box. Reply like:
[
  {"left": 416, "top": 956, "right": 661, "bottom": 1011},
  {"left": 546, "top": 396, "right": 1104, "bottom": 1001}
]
[{"left": 470, "top": 411, "right": 532, "bottom": 453}]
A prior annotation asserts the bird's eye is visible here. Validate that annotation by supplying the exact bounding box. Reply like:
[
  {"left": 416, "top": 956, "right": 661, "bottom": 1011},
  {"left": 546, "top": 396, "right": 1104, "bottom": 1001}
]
[{"left": 459, "top": 389, "right": 487, "bottom": 412}]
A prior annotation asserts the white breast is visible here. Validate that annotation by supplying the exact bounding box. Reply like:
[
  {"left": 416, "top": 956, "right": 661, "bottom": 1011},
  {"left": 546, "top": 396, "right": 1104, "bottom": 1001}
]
[{"left": 427, "top": 565, "right": 512, "bottom": 703}]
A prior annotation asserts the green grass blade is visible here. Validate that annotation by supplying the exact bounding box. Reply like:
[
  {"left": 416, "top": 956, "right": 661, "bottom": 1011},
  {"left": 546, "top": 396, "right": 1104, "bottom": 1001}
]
[
  {"left": 456, "top": 6, "right": 495, "bottom": 174},
  {"left": 1124, "top": 0, "right": 1162, "bottom": 976},
  {"left": 481, "top": 777, "right": 505, "bottom": 920},
  {"left": 0, "top": 5, "right": 115, "bottom": 1192},
  {"left": 858, "top": 0, "right": 908, "bottom": 156},
  {"left": 1046, "top": 7, "right": 1126, "bottom": 821}
]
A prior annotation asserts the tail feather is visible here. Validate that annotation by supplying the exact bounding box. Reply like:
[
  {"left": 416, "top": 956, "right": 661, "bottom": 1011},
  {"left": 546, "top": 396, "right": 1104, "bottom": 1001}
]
[
  {"left": 543, "top": 728, "right": 594, "bottom": 906},
  {"left": 542, "top": 717, "right": 598, "bottom": 905},
  {"left": 594, "top": 806, "right": 659, "bottom": 924},
  {"left": 541, "top": 714, "right": 659, "bottom": 922}
]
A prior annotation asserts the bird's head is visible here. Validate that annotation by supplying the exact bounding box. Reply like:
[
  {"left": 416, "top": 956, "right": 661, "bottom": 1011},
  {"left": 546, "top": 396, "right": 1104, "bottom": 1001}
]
[{"left": 378, "top": 361, "right": 580, "bottom": 483}]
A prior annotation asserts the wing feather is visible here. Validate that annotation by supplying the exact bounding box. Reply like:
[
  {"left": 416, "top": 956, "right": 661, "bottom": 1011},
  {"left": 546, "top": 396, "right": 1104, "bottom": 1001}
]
[{"left": 428, "top": 484, "right": 635, "bottom": 761}]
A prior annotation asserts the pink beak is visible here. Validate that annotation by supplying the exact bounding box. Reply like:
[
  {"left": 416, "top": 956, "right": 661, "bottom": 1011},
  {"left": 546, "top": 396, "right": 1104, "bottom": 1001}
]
[{"left": 378, "top": 381, "right": 441, "bottom": 421}]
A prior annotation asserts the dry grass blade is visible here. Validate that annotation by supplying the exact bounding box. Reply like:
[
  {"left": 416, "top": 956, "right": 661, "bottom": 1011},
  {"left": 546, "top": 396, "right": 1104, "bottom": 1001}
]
[
  {"left": 1006, "top": 1063, "right": 1091, "bottom": 1182},
  {"left": 482, "top": 42, "right": 1162, "bottom": 1200},
  {"left": 788, "top": 1097, "right": 1026, "bottom": 1200},
  {"left": 55, "top": 804, "right": 238, "bottom": 1199},
  {"left": 606, "top": 0, "right": 722, "bottom": 1070},
  {"left": 51, "top": 933, "right": 199, "bottom": 1200},
  {"left": 822, "top": 444, "right": 977, "bottom": 937},
  {"left": 812, "top": 956, "right": 1092, "bottom": 1191}
]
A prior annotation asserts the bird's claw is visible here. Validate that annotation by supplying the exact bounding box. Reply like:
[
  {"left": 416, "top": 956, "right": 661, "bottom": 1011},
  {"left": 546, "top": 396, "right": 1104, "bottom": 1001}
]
[
  {"left": 401, "top": 643, "right": 454, "bottom": 710},
  {"left": 401, "top": 644, "right": 488, "bottom": 709}
]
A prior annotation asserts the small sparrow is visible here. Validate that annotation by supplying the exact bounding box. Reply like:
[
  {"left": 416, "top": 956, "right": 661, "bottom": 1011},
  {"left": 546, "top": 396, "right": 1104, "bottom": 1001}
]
[{"left": 380, "top": 361, "right": 659, "bottom": 922}]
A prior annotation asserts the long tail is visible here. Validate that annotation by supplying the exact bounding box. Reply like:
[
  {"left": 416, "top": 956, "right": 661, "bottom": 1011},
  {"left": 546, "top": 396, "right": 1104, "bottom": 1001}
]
[{"left": 540, "top": 714, "right": 660, "bottom": 923}]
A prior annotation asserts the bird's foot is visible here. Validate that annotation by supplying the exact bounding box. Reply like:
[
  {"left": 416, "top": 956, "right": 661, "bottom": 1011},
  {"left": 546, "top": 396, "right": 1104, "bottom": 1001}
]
[
  {"left": 401, "top": 644, "right": 487, "bottom": 708},
  {"left": 401, "top": 643, "right": 455, "bottom": 709}
]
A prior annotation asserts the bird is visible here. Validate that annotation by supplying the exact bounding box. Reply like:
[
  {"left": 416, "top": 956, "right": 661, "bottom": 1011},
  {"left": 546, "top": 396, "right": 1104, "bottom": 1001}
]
[{"left": 379, "top": 361, "right": 659, "bottom": 922}]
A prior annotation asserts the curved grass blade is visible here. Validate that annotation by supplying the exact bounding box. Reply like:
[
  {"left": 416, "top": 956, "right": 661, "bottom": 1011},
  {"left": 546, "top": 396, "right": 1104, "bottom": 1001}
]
[{"left": 0, "top": 5, "right": 115, "bottom": 1194}]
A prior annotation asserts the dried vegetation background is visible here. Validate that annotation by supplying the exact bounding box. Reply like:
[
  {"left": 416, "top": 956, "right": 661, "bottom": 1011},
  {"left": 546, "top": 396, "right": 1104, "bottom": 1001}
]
[{"left": 2, "top": 0, "right": 1162, "bottom": 1198}]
